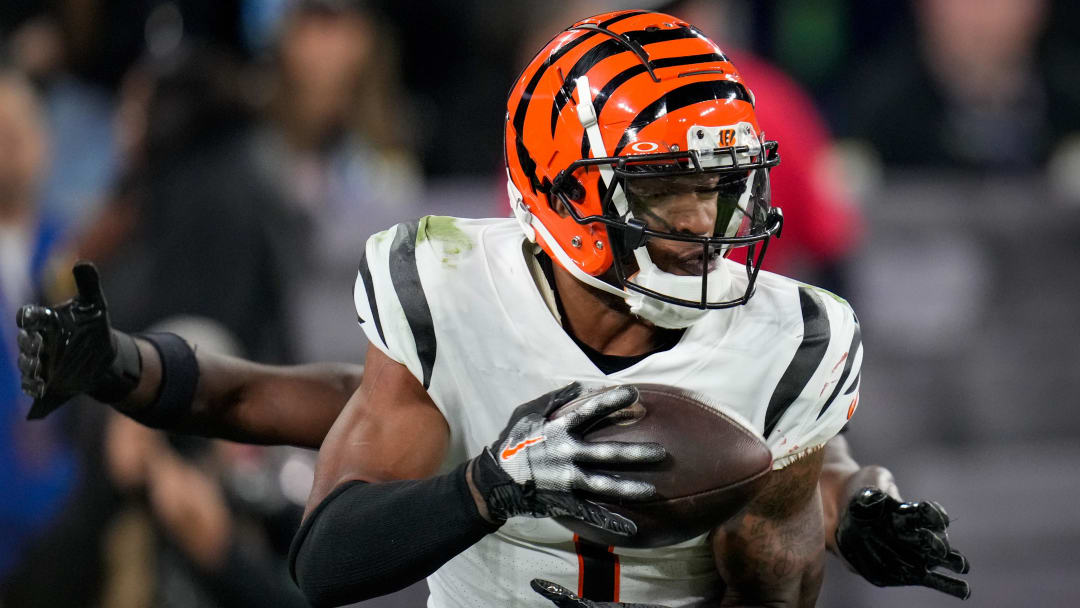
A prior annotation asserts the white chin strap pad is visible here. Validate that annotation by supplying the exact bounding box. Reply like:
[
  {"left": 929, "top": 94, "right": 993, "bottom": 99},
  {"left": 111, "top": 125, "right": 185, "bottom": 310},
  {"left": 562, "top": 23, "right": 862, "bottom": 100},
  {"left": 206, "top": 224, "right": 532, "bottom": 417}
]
[{"left": 626, "top": 246, "right": 732, "bottom": 329}]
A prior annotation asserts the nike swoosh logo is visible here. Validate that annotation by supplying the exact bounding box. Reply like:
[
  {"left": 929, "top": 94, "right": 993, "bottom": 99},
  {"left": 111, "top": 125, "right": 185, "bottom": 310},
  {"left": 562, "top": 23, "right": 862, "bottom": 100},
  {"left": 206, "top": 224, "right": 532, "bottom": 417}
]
[{"left": 501, "top": 436, "right": 546, "bottom": 461}]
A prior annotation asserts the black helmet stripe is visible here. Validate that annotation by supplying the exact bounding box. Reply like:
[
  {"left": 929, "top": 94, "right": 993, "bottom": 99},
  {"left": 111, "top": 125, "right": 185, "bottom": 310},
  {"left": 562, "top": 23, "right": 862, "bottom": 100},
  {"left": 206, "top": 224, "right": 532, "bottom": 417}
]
[
  {"left": 612, "top": 79, "right": 751, "bottom": 157},
  {"left": 510, "top": 10, "right": 647, "bottom": 193},
  {"left": 593, "top": 53, "right": 727, "bottom": 117},
  {"left": 576, "top": 53, "right": 728, "bottom": 159},
  {"left": 548, "top": 29, "right": 717, "bottom": 136}
]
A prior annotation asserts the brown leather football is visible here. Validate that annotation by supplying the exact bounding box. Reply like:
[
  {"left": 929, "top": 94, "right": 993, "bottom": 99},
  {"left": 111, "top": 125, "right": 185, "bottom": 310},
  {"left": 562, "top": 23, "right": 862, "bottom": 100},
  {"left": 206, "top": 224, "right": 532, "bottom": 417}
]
[{"left": 554, "top": 383, "right": 773, "bottom": 548}]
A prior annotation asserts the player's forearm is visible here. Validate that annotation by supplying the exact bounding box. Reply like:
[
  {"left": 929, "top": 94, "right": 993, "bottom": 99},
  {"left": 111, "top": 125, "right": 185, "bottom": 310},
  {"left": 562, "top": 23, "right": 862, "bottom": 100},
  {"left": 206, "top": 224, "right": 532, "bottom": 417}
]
[
  {"left": 118, "top": 338, "right": 360, "bottom": 447},
  {"left": 819, "top": 435, "right": 898, "bottom": 554},
  {"left": 713, "top": 491, "right": 826, "bottom": 607},
  {"left": 713, "top": 451, "right": 827, "bottom": 607},
  {"left": 289, "top": 462, "right": 499, "bottom": 607}
]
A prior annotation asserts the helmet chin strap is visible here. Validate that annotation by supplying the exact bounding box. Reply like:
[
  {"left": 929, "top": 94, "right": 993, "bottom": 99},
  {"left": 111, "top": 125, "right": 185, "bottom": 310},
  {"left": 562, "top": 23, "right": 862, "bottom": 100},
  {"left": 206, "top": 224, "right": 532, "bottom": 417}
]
[{"left": 626, "top": 247, "right": 733, "bottom": 329}]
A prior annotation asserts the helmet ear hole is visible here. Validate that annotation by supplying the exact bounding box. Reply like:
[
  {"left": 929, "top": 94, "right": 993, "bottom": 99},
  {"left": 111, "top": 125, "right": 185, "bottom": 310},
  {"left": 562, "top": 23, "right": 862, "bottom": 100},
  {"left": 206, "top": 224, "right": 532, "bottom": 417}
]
[
  {"left": 548, "top": 174, "right": 585, "bottom": 218},
  {"left": 563, "top": 174, "right": 586, "bottom": 203}
]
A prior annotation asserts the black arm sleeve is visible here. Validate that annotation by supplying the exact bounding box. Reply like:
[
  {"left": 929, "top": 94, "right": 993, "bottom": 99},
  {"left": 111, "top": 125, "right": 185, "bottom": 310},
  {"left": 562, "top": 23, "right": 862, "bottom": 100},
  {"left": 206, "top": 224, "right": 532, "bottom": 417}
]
[
  {"left": 202, "top": 539, "right": 310, "bottom": 608},
  {"left": 288, "top": 460, "right": 500, "bottom": 607}
]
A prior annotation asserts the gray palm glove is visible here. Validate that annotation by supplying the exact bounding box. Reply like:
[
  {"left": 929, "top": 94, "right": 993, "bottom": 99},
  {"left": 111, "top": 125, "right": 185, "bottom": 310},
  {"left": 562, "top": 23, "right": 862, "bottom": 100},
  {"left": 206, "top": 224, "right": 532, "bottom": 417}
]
[
  {"left": 471, "top": 383, "right": 665, "bottom": 536},
  {"left": 531, "top": 579, "right": 669, "bottom": 608}
]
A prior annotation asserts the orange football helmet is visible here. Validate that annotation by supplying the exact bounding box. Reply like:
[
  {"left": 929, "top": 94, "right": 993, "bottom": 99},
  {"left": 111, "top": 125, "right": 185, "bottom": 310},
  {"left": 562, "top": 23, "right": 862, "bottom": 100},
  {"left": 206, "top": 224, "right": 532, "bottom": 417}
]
[{"left": 505, "top": 10, "right": 782, "bottom": 326}]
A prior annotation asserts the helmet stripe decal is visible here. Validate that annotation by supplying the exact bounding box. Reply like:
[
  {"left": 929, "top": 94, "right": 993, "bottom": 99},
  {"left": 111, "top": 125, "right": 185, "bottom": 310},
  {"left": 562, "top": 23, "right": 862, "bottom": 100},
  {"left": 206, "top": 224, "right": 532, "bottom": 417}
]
[
  {"left": 763, "top": 288, "right": 831, "bottom": 438},
  {"left": 593, "top": 53, "right": 727, "bottom": 117},
  {"left": 511, "top": 9, "right": 648, "bottom": 134},
  {"left": 512, "top": 30, "right": 597, "bottom": 193},
  {"left": 510, "top": 11, "right": 648, "bottom": 192},
  {"left": 612, "top": 79, "right": 751, "bottom": 157},
  {"left": 575, "top": 53, "right": 728, "bottom": 157},
  {"left": 549, "top": 30, "right": 716, "bottom": 136}
]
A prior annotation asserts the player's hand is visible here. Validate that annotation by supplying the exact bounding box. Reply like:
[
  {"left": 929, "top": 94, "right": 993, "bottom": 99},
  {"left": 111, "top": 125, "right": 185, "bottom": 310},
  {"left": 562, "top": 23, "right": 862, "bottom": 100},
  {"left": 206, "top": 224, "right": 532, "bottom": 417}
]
[
  {"left": 16, "top": 261, "right": 140, "bottom": 419},
  {"left": 471, "top": 383, "right": 666, "bottom": 537},
  {"left": 837, "top": 487, "right": 971, "bottom": 599},
  {"left": 530, "top": 579, "right": 669, "bottom": 608}
]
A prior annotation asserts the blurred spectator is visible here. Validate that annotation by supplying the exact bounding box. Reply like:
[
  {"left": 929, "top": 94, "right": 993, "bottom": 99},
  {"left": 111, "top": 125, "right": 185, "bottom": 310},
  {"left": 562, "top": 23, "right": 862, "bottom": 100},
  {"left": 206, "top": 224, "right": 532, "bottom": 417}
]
[
  {"left": 837, "top": 0, "right": 1080, "bottom": 173},
  {"left": 0, "top": 68, "right": 77, "bottom": 591},
  {"left": 268, "top": 0, "right": 421, "bottom": 265},
  {"left": 103, "top": 415, "right": 311, "bottom": 608},
  {"left": 76, "top": 45, "right": 302, "bottom": 363},
  {"left": 100, "top": 318, "right": 310, "bottom": 608},
  {"left": 376, "top": 0, "right": 531, "bottom": 177},
  {"left": 262, "top": 0, "right": 423, "bottom": 361},
  {"left": 5, "top": 14, "right": 118, "bottom": 231}
]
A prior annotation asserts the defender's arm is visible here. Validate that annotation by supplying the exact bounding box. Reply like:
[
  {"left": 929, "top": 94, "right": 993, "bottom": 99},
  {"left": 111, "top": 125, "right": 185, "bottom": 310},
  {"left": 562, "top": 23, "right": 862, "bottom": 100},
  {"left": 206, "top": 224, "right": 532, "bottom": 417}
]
[
  {"left": 17, "top": 262, "right": 359, "bottom": 448},
  {"left": 819, "top": 435, "right": 971, "bottom": 598},
  {"left": 124, "top": 341, "right": 360, "bottom": 448},
  {"left": 818, "top": 434, "right": 897, "bottom": 554},
  {"left": 711, "top": 449, "right": 827, "bottom": 608}
]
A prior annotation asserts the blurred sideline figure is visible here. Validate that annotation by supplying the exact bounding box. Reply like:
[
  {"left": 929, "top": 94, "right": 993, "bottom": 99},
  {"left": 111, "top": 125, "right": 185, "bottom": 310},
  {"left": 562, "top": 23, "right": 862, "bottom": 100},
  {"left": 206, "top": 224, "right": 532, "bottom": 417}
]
[
  {"left": 264, "top": 0, "right": 424, "bottom": 362},
  {"left": 4, "top": 12, "right": 118, "bottom": 228},
  {"left": 101, "top": 317, "right": 310, "bottom": 608},
  {"left": 75, "top": 45, "right": 301, "bottom": 364},
  {"left": 0, "top": 70, "right": 81, "bottom": 601},
  {"left": 839, "top": 0, "right": 1080, "bottom": 173}
]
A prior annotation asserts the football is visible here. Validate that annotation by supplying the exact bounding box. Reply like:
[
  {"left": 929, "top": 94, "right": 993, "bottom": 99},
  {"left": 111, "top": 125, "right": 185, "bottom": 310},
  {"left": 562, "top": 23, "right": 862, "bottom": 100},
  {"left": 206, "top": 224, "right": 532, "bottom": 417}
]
[{"left": 553, "top": 383, "right": 773, "bottom": 548}]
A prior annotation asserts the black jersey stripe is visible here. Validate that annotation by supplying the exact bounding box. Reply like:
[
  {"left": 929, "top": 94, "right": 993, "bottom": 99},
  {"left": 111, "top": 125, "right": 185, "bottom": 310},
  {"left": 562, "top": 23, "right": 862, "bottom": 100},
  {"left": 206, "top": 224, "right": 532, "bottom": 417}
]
[
  {"left": 389, "top": 220, "right": 436, "bottom": 389},
  {"left": 612, "top": 80, "right": 751, "bottom": 157},
  {"left": 816, "top": 322, "right": 861, "bottom": 419},
  {"left": 510, "top": 10, "right": 646, "bottom": 193},
  {"left": 574, "top": 535, "right": 619, "bottom": 602},
  {"left": 357, "top": 249, "right": 385, "bottom": 346},
  {"left": 844, "top": 370, "right": 860, "bottom": 395},
  {"left": 763, "top": 288, "right": 831, "bottom": 438}
]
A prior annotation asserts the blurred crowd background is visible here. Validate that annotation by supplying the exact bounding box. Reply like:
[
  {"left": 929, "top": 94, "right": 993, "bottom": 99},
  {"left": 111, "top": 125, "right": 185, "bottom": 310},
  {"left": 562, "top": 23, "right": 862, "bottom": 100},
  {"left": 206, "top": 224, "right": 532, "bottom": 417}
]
[{"left": 1, "top": 0, "right": 1078, "bottom": 607}]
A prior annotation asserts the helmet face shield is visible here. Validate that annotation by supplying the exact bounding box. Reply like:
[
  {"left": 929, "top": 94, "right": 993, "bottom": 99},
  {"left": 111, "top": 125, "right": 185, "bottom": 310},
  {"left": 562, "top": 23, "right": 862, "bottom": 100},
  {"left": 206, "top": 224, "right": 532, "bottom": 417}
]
[{"left": 624, "top": 169, "right": 768, "bottom": 248}]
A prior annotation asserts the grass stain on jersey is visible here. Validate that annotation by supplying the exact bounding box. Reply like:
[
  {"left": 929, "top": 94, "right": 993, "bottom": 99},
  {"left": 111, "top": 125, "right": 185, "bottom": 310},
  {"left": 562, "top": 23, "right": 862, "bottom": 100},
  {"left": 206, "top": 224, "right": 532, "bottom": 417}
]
[{"left": 416, "top": 216, "right": 474, "bottom": 268}]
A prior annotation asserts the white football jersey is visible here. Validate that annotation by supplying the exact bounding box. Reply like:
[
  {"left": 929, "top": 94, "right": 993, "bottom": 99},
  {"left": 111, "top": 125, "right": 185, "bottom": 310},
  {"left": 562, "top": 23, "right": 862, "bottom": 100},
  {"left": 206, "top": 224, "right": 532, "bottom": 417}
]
[{"left": 353, "top": 216, "right": 862, "bottom": 608}]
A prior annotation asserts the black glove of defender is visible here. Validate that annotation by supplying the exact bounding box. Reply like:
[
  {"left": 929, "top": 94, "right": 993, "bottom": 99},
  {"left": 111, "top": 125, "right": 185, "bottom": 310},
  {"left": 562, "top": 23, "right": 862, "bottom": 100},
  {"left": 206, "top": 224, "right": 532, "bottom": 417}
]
[
  {"left": 471, "top": 383, "right": 665, "bottom": 537},
  {"left": 16, "top": 262, "right": 141, "bottom": 419},
  {"left": 531, "top": 579, "right": 669, "bottom": 608},
  {"left": 837, "top": 487, "right": 971, "bottom": 599}
]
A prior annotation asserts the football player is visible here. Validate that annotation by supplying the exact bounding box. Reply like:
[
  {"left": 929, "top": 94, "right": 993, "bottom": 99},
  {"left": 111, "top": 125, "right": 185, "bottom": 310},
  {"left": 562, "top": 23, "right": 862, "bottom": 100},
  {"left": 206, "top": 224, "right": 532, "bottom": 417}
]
[{"left": 14, "top": 10, "right": 968, "bottom": 607}]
